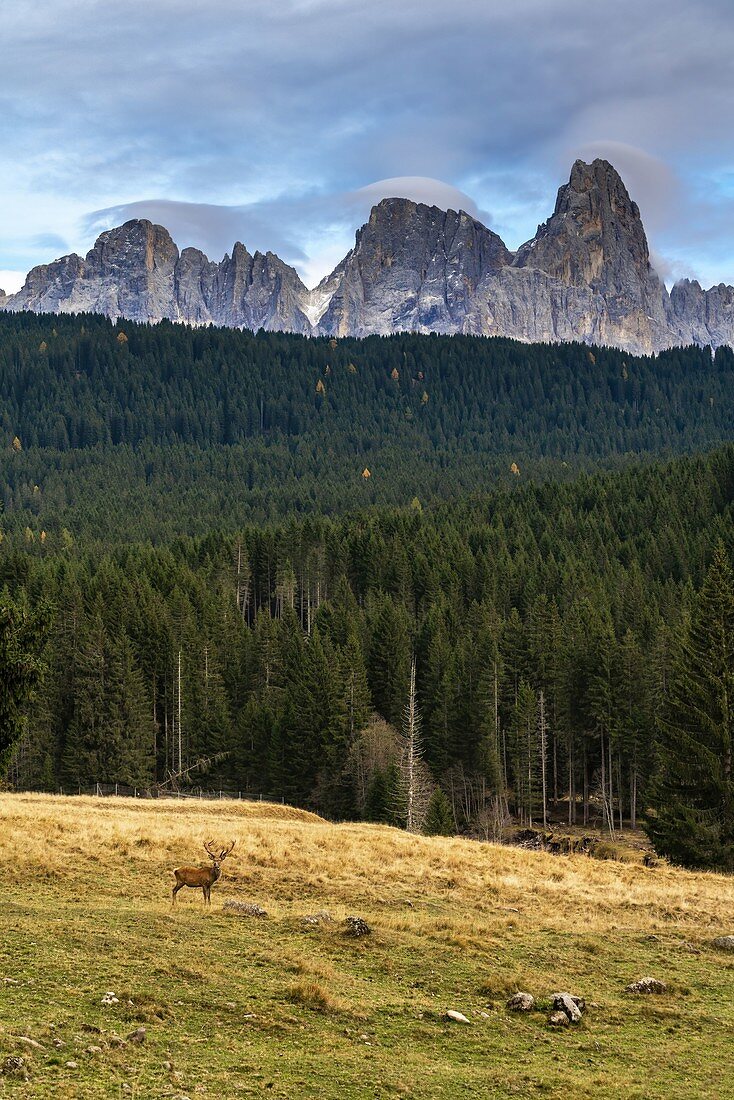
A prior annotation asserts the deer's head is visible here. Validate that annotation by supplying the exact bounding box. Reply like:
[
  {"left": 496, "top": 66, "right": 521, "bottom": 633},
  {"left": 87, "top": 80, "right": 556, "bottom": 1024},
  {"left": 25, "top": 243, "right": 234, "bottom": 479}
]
[{"left": 203, "top": 839, "right": 235, "bottom": 881}]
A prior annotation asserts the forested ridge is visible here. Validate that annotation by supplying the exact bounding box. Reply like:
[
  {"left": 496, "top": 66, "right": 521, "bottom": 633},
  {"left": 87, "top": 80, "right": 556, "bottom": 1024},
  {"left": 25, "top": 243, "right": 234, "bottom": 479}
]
[
  {"left": 2, "top": 441, "right": 734, "bottom": 857},
  {"left": 1, "top": 312, "right": 734, "bottom": 538},
  {"left": 2, "top": 313, "right": 734, "bottom": 866}
]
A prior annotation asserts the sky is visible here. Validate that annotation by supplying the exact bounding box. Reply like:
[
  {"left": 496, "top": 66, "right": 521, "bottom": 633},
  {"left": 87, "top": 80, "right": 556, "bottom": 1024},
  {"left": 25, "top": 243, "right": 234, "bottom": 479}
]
[{"left": 2, "top": 0, "right": 734, "bottom": 293}]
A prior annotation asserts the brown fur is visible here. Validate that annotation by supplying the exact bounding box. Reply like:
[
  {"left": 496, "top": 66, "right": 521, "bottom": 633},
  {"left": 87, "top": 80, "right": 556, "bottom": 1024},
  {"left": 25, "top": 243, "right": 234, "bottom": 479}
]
[{"left": 171, "top": 840, "right": 234, "bottom": 906}]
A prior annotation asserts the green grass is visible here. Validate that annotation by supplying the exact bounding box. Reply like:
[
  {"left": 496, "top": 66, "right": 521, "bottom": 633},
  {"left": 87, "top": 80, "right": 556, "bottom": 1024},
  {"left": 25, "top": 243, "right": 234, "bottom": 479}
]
[{"left": 1, "top": 795, "right": 734, "bottom": 1098}]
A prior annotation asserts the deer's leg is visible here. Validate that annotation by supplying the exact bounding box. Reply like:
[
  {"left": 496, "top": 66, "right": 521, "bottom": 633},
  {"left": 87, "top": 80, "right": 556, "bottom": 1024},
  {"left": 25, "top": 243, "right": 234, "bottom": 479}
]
[
  {"left": 203, "top": 885, "right": 210, "bottom": 906},
  {"left": 171, "top": 881, "right": 183, "bottom": 905}
]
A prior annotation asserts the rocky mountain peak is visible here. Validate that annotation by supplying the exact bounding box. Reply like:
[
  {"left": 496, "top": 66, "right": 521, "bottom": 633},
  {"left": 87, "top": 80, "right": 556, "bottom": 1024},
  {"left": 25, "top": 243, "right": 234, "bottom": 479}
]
[
  {"left": 515, "top": 158, "right": 652, "bottom": 290},
  {"left": 5, "top": 160, "right": 734, "bottom": 352},
  {"left": 317, "top": 195, "right": 512, "bottom": 337},
  {"left": 562, "top": 158, "right": 635, "bottom": 213}
]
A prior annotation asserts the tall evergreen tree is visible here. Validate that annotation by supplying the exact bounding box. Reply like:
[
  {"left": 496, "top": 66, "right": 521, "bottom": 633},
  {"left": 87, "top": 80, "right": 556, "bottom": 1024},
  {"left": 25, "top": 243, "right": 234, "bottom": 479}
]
[
  {"left": 646, "top": 545, "right": 734, "bottom": 869},
  {"left": 0, "top": 590, "right": 48, "bottom": 771}
]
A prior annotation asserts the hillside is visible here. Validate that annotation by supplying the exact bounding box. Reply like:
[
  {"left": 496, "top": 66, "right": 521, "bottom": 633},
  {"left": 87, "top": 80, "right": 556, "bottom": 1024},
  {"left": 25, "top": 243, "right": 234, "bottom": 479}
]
[
  {"left": 2, "top": 313, "right": 734, "bottom": 538},
  {"left": 4, "top": 438, "right": 734, "bottom": 830},
  {"left": 1, "top": 793, "right": 733, "bottom": 1098}
]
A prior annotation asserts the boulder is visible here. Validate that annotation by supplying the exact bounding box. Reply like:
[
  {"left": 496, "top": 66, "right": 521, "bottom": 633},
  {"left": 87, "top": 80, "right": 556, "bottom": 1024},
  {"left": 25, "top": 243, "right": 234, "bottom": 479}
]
[
  {"left": 712, "top": 936, "right": 734, "bottom": 952},
  {"left": 506, "top": 992, "right": 535, "bottom": 1012},
  {"left": 344, "top": 916, "right": 372, "bottom": 937},
  {"left": 2, "top": 1055, "right": 28, "bottom": 1079},
  {"left": 548, "top": 1010, "right": 569, "bottom": 1027},
  {"left": 15, "top": 1037, "right": 43, "bottom": 1050},
  {"left": 222, "top": 900, "right": 269, "bottom": 919},
  {"left": 445, "top": 1010, "right": 470, "bottom": 1024},
  {"left": 552, "top": 993, "right": 583, "bottom": 1023},
  {"left": 300, "top": 910, "right": 333, "bottom": 926},
  {"left": 625, "top": 977, "right": 667, "bottom": 995}
]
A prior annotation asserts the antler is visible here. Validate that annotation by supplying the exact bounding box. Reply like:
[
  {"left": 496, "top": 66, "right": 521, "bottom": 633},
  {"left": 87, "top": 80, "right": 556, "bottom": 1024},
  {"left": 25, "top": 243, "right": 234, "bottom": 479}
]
[
  {"left": 219, "top": 840, "right": 236, "bottom": 860},
  {"left": 203, "top": 839, "right": 218, "bottom": 860}
]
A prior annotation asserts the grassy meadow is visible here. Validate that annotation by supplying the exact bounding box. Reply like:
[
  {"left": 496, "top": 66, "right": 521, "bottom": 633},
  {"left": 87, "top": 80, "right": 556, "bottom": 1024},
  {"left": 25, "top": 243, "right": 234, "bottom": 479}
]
[{"left": 1, "top": 793, "right": 734, "bottom": 1098}]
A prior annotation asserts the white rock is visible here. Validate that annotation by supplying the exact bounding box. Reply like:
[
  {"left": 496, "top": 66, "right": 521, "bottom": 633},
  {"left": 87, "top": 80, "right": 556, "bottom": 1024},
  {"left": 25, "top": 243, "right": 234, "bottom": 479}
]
[
  {"left": 552, "top": 993, "right": 583, "bottom": 1023},
  {"left": 549, "top": 1010, "right": 569, "bottom": 1027},
  {"left": 506, "top": 992, "right": 535, "bottom": 1012},
  {"left": 445, "top": 1010, "right": 470, "bottom": 1024},
  {"left": 625, "top": 976, "right": 667, "bottom": 995}
]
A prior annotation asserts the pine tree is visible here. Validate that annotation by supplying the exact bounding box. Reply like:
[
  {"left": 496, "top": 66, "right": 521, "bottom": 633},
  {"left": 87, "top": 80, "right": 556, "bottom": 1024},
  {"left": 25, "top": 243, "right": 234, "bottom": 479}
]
[
  {"left": 104, "top": 631, "right": 154, "bottom": 788},
  {"left": 509, "top": 680, "right": 538, "bottom": 825},
  {"left": 0, "top": 591, "right": 49, "bottom": 772},
  {"left": 423, "top": 787, "right": 455, "bottom": 835},
  {"left": 367, "top": 595, "right": 411, "bottom": 726},
  {"left": 339, "top": 630, "right": 371, "bottom": 743},
  {"left": 646, "top": 545, "right": 734, "bottom": 869}
]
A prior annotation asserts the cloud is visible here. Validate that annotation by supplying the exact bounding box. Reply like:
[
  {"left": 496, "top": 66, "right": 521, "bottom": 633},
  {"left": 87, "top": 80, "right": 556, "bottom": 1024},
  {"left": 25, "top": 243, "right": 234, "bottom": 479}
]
[
  {"left": 30, "top": 233, "right": 69, "bottom": 253},
  {"left": 3, "top": 1, "right": 734, "bottom": 285},
  {"left": 84, "top": 176, "right": 489, "bottom": 286},
  {"left": 0, "top": 271, "right": 26, "bottom": 295},
  {"left": 354, "top": 178, "right": 479, "bottom": 217}
]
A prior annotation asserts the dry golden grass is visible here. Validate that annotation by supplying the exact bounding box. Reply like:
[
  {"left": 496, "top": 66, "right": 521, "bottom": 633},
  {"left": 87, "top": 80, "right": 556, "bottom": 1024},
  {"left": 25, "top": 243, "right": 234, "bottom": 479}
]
[
  {"left": 286, "top": 980, "right": 345, "bottom": 1013},
  {"left": 2, "top": 791, "right": 733, "bottom": 939},
  {"left": 3, "top": 792, "right": 734, "bottom": 1098}
]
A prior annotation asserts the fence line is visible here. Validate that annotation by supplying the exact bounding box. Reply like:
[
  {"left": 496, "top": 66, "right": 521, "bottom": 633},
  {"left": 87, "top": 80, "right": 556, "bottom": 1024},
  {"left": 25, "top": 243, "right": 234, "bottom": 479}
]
[{"left": 18, "top": 782, "right": 286, "bottom": 805}]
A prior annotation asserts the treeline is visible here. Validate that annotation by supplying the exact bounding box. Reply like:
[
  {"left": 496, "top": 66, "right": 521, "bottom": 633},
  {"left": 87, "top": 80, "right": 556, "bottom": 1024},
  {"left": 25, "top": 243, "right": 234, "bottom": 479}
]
[
  {"left": 1, "top": 313, "right": 734, "bottom": 539},
  {"left": 4, "top": 443, "right": 734, "bottom": 845}
]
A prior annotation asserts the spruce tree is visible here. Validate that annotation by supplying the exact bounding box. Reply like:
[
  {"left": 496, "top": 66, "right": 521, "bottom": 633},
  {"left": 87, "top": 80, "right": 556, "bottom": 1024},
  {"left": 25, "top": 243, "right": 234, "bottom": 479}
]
[
  {"left": 423, "top": 786, "right": 455, "bottom": 835},
  {"left": 0, "top": 591, "right": 48, "bottom": 772},
  {"left": 646, "top": 545, "right": 734, "bottom": 869}
]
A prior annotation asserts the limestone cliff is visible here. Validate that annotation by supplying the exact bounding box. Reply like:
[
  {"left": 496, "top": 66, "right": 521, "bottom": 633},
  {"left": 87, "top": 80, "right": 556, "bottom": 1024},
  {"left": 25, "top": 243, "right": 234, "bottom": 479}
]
[{"left": 6, "top": 160, "right": 734, "bottom": 353}]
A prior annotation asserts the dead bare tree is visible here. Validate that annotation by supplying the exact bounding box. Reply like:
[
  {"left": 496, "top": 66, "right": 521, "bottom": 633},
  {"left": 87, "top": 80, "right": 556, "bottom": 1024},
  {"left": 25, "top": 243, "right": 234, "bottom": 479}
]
[
  {"left": 397, "top": 656, "right": 432, "bottom": 833},
  {"left": 539, "top": 690, "right": 549, "bottom": 828}
]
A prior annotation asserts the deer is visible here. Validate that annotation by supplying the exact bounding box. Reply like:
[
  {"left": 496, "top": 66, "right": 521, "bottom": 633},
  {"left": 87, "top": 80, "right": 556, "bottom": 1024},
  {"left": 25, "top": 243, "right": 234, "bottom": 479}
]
[{"left": 171, "top": 840, "right": 235, "bottom": 906}]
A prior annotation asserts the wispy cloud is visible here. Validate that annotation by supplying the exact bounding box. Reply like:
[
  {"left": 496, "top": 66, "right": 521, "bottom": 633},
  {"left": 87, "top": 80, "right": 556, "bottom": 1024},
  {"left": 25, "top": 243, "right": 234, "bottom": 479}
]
[
  {"left": 3, "top": 1, "right": 734, "bottom": 286},
  {"left": 85, "top": 177, "right": 484, "bottom": 286}
]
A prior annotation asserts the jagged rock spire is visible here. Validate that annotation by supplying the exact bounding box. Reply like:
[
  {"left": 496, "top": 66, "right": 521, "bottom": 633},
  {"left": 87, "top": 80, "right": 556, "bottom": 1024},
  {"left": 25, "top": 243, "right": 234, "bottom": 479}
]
[{"left": 5, "top": 161, "right": 734, "bottom": 353}]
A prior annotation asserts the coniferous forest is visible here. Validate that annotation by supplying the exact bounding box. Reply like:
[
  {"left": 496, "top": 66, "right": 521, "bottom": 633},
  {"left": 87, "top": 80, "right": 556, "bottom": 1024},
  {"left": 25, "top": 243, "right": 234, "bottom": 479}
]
[{"left": 2, "top": 312, "right": 734, "bottom": 868}]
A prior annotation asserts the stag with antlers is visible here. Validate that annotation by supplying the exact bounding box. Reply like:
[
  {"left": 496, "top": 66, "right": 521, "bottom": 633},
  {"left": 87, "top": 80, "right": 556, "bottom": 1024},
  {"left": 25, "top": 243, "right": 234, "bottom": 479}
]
[{"left": 171, "top": 840, "right": 235, "bottom": 906}]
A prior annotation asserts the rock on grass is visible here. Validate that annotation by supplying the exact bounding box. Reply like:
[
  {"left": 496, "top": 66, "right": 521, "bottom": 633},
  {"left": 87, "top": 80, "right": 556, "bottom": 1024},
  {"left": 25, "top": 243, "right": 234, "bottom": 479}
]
[
  {"left": 552, "top": 993, "right": 584, "bottom": 1023},
  {"left": 625, "top": 977, "right": 667, "bottom": 994},
  {"left": 548, "top": 1010, "right": 569, "bottom": 1027},
  {"left": 344, "top": 916, "right": 371, "bottom": 937},
  {"left": 222, "top": 901, "right": 269, "bottom": 918}
]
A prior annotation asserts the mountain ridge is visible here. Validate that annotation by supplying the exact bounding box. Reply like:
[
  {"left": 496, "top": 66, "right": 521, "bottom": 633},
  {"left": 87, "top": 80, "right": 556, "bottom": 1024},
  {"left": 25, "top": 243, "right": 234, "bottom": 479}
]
[{"left": 4, "top": 159, "right": 734, "bottom": 354}]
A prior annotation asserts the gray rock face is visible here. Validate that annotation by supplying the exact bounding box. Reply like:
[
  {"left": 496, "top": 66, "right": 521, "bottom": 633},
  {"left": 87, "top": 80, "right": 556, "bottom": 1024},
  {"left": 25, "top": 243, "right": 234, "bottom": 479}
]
[
  {"left": 174, "top": 242, "right": 312, "bottom": 333},
  {"left": 503, "top": 159, "right": 673, "bottom": 355},
  {"left": 6, "top": 221, "right": 312, "bottom": 333},
  {"left": 6, "top": 159, "right": 734, "bottom": 352},
  {"left": 670, "top": 280, "right": 734, "bottom": 348},
  {"left": 316, "top": 197, "right": 512, "bottom": 337},
  {"left": 9, "top": 221, "right": 178, "bottom": 322},
  {"left": 316, "top": 160, "right": 734, "bottom": 352}
]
